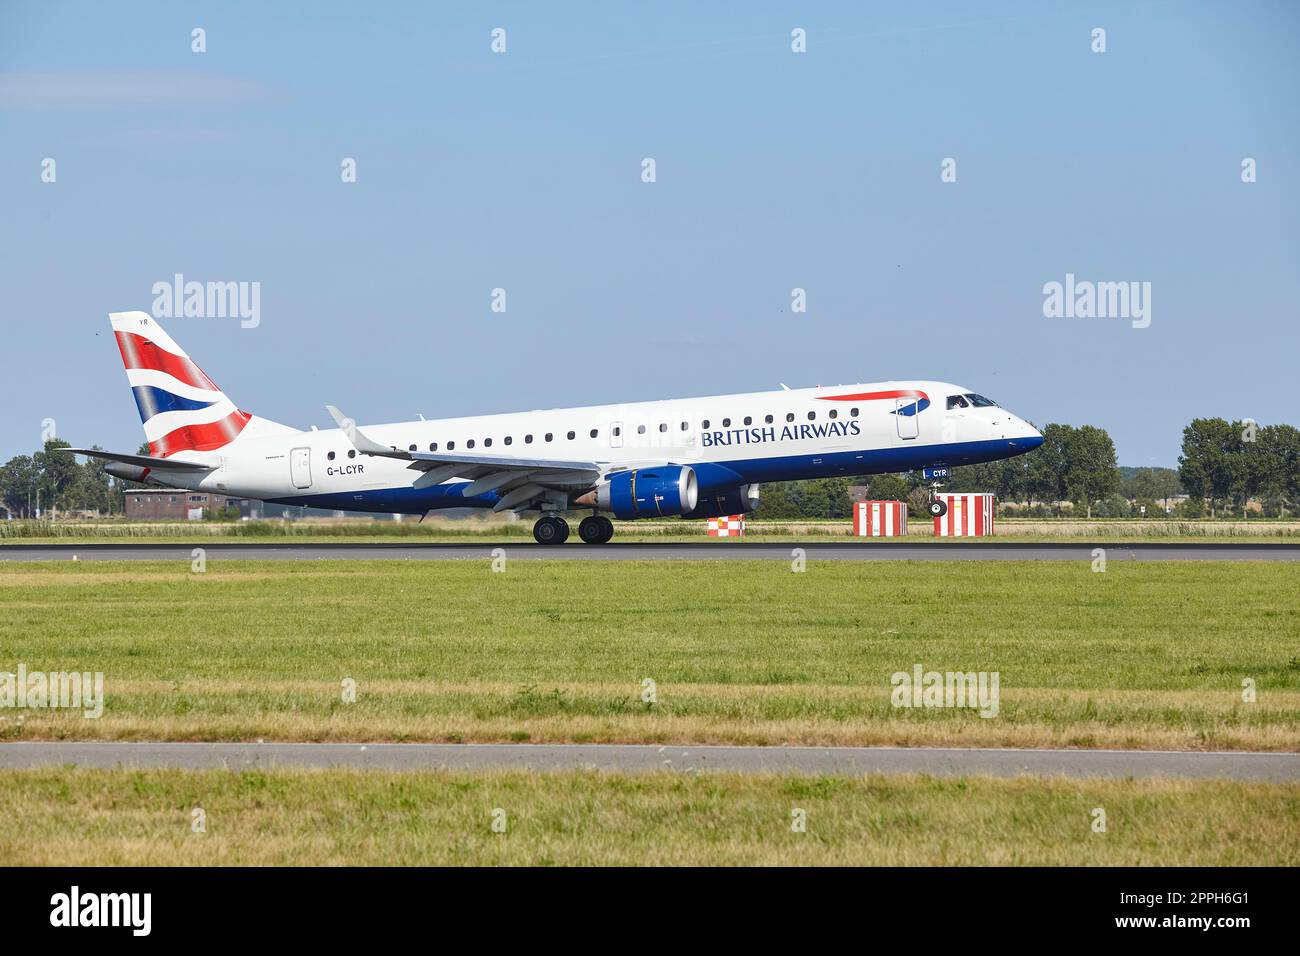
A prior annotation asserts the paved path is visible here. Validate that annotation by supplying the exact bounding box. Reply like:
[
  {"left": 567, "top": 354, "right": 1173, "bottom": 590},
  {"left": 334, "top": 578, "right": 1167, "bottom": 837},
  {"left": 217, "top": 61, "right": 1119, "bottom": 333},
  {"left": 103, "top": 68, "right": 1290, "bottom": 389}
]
[
  {"left": 2, "top": 742, "right": 1297, "bottom": 780},
  {"left": 2, "top": 541, "right": 1297, "bottom": 561}
]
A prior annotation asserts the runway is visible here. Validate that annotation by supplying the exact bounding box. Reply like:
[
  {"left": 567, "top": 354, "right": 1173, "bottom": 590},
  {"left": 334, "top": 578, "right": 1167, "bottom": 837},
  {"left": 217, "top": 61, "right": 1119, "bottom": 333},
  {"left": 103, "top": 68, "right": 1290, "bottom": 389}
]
[
  {"left": 2, "top": 742, "right": 1297, "bottom": 780},
  {"left": 1, "top": 541, "right": 1297, "bottom": 561}
]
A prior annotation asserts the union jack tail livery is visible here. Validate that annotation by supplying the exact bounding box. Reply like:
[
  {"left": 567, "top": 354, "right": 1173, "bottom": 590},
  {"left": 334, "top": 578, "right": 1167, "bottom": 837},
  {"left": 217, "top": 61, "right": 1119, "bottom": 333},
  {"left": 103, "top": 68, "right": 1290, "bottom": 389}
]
[{"left": 109, "top": 311, "right": 294, "bottom": 457}]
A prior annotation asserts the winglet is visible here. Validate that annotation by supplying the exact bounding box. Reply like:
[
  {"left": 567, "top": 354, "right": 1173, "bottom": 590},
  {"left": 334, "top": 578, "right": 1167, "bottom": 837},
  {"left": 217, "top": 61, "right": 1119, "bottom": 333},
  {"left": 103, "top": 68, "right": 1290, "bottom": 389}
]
[{"left": 325, "top": 405, "right": 404, "bottom": 457}]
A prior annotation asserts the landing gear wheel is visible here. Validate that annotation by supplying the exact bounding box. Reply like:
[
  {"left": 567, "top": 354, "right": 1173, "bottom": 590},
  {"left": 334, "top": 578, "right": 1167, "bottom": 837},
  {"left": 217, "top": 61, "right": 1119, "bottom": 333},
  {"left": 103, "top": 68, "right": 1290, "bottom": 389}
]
[
  {"left": 533, "top": 515, "right": 570, "bottom": 545},
  {"left": 578, "top": 515, "right": 614, "bottom": 544},
  {"left": 928, "top": 500, "right": 947, "bottom": 518}
]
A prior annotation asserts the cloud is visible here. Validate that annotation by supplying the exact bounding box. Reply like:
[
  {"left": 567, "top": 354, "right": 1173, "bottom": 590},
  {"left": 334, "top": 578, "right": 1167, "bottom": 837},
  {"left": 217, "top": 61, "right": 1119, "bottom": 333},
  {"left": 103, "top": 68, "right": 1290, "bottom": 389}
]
[{"left": 0, "top": 71, "right": 269, "bottom": 110}]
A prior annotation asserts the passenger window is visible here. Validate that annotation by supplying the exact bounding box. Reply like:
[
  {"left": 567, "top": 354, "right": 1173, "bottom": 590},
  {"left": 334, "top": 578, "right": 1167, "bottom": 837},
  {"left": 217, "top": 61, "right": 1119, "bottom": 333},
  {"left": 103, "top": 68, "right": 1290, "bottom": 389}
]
[
  {"left": 807, "top": 411, "right": 816, "bottom": 420},
  {"left": 409, "top": 444, "right": 417, "bottom": 451},
  {"left": 590, "top": 429, "right": 598, "bottom": 438},
  {"left": 638, "top": 425, "right": 646, "bottom": 434},
  {"left": 525, "top": 435, "right": 533, "bottom": 444},
  {"left": 348, "top": 450, "right": 356, "bottom": 459},
  {"left": 764, "top": 414, "right": 773, "bottom": 424},
  {"left": 446, "top": 442, "right": 454, "bottom": 451},
  {"left": 567, "top": 431, "right": 575, "bottom": 440},
  {"left": 327, "top": 451, "right": 336, "bottom": 461},
  {"left": 504, "top": 437, "right": 512, "bottom": 446},
  {"left": 702, "top": 420, "right": 710, "bottom": 429},
  {"left": 429, "top": 442, "right": 438, "bottom": 451},
  {"left": 722, "top": 418, "right": 731, "bottom": 427},
  {"left": 467, "top": 440, "right": 475, "bottom": 449},
  {"left": 786, "top": 413, "right": 795, "bottom": 422},
  {"left": 612, "top": 427, "right": 620, "bottom": 437},
  {"left": 484, "top": 438, "right": 492, "bottom": 447},
  {"left": 545, "top": 433, "right": 553, "bottom": 442},
  {"left": 850, "top": 408, "right": 859, "bottom": 417},
  {"left": 658, "top": 423, "right": 667, "bottom": 433},
  {"left": 743, "top": 416, "right": 752, "bottom": 426},
  {"left": 828, "top": 409, "right": 837, "bottom": 419},
  {"left": 680, "top": 422, "right": 688, "bottom": 431}
]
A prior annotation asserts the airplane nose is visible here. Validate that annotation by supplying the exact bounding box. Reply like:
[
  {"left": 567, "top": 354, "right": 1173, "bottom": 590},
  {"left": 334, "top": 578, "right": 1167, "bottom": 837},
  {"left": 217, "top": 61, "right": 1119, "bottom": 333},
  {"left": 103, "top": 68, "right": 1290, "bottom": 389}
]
[{"left": 1003, "top": 416, "right": 1043, "bottom": 450}]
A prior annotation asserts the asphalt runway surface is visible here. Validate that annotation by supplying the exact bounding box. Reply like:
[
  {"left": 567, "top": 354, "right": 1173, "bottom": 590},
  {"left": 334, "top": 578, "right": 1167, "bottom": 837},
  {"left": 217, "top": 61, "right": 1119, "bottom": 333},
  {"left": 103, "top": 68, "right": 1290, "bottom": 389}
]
[
  {"left": 2, "top": 742, "right": 1297, "bottom": 780},
  {"left": 2, "top": 541, "right": 1297, "bottom": 561}
]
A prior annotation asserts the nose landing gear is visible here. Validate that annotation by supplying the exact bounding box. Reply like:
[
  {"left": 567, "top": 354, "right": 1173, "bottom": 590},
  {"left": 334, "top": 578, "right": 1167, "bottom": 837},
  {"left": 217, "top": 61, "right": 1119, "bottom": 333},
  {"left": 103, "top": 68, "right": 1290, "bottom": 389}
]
[{"left": 918, "top": 468, "right": 949, "bottom": 518}]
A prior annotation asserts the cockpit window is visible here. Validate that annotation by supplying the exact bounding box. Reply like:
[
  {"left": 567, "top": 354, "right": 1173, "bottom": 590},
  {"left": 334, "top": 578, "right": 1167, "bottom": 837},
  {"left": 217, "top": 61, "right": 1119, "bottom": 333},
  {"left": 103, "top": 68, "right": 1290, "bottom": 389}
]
[
  {"left": 946, "top": 395, "right": 969, "bottom": 409},
  {"left": 964, "top": 393, "right": 998, "bottom": 407}
]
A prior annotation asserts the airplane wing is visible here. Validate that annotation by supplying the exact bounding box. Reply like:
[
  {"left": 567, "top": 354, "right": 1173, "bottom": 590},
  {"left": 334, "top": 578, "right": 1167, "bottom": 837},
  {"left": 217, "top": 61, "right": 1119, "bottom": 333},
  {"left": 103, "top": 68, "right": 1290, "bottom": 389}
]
[
  {"left": 326, "top": 406, "right": 601, "bottom": 511},
  {"left": 61, "top": 448, "right": 213, "bottom": 472}
]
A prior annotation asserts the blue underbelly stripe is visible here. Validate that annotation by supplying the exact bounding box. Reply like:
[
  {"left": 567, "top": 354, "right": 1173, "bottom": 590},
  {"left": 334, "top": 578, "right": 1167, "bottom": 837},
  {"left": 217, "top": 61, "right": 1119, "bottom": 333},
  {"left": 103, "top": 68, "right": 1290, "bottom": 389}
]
[{"left": 263, "top": 438, "right": 1040, "bottom": 515}]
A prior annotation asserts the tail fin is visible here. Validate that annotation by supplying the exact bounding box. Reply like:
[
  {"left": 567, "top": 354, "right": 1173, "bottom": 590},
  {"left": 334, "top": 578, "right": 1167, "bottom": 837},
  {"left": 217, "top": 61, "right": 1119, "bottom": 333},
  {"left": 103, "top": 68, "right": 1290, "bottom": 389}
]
[{"left": 109, "top": 311, "right": 295, "bottom": 457}]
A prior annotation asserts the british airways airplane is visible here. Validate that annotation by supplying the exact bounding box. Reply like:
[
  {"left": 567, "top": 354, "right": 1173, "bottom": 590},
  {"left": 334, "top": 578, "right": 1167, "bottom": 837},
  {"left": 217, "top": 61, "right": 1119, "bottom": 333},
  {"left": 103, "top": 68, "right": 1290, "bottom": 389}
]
[{"left": 68, "top": 312, "right": 1044, "bottom": 544}]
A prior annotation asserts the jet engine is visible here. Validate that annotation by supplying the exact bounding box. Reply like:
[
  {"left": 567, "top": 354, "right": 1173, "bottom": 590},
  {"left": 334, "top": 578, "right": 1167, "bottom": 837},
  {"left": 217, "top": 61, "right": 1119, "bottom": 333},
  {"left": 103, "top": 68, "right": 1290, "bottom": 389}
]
[
  {"left": 578, "top": 465, "right": 699, "bottom": 519},
  {"left": 684, "top": 483, "right": 760, "bottom": 519}
]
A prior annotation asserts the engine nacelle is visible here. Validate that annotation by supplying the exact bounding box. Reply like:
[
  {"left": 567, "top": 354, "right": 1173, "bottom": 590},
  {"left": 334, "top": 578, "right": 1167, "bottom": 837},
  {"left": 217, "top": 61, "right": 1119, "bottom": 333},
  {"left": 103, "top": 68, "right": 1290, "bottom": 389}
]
[
  {"left": 684, "top": 483, "right": 760, "bottom": 519},
  {"left": 587, "top": 465, "right": 699, "bottom": 519}
]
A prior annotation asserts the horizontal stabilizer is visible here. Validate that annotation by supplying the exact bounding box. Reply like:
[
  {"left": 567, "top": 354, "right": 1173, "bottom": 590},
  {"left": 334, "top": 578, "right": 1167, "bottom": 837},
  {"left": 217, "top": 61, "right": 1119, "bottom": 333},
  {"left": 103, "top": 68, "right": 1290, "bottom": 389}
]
[{"left": 62, "top": 448, "right": 213, "bottom": 472}]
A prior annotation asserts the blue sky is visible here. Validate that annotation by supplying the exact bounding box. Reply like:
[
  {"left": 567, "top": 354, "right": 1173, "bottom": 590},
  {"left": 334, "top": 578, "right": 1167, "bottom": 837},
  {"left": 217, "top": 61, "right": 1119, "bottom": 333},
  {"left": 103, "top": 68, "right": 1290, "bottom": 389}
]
[{"left": 2, "top": 0, "right": 1297, "bottom": 466}]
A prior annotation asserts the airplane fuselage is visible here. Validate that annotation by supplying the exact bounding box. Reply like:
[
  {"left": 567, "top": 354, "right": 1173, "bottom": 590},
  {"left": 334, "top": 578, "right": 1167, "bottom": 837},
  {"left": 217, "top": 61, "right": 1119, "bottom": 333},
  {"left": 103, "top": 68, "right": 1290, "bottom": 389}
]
[{"left": 157, "top": 380, "right": 1042, "bottom": 515}]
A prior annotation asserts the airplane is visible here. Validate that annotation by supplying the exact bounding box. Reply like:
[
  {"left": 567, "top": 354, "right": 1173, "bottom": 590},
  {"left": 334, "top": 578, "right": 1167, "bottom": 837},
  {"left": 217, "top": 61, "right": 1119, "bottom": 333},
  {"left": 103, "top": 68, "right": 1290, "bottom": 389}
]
[{"left": 66, "top": 311, "right": 1044, "bottom": 544}]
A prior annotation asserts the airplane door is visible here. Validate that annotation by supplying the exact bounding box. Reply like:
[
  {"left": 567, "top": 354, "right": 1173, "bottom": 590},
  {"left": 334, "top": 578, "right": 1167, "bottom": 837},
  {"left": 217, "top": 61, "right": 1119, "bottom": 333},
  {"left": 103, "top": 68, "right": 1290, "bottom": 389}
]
[
  {"left": 895, "top": 397, "right": 920, "bottom": 440},
  {"left": 609, "top": 421, "right": 623, "bottom": 449},
  {"left": 290, "top": 447, "right": 312, "bottom": 489}
]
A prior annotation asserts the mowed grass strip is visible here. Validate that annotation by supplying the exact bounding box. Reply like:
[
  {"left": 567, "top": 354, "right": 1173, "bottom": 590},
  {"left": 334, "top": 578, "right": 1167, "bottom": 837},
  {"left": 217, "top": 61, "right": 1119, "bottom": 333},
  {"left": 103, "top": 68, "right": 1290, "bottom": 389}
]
[
  {"left": 1, "top": 560, "right": 1297, "bottom": 748},
  {"left": 6, "top": 533, "right": 1300, "bottom": 544},
  {"left": 1, "top": 768, "right": 1296, "bottom": 866},
  {"left": 7, "top": 517, "right": 1300, "bottom": 543}
]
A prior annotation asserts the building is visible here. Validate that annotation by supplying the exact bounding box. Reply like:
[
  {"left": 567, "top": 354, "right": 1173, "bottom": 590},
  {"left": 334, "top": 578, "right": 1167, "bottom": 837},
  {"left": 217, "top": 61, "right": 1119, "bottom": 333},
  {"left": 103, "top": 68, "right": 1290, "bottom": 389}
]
[{"left": 124, "top": 489, "right": 257, "bottom": 520}]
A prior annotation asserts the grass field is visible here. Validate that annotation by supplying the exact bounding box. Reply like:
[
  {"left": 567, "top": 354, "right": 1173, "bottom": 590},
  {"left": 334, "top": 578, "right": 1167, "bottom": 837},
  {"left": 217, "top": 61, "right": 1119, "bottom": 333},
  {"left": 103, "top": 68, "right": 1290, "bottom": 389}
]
[
  {"left": 5, "top": 516, "right": 1300, "bottom": 545},
  {"left": 2, "top": 559, "right": 1297, "bottom": 750},
  {"left": 2, "top": 768, "right": 1295, "bottom": 865}
]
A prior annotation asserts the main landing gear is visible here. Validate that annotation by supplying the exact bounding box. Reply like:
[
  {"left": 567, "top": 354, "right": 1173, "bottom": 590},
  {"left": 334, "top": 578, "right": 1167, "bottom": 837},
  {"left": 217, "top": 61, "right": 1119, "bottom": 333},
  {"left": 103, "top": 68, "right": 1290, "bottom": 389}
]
[
  {"left": 531, "top": 514, "right": 614, "bottom": 545},
  {"left": 532, "top": 515, "right": 569, "bottom": 545},
  {"left": 578, "top": 514, "right": 614, "bottom": 545}
]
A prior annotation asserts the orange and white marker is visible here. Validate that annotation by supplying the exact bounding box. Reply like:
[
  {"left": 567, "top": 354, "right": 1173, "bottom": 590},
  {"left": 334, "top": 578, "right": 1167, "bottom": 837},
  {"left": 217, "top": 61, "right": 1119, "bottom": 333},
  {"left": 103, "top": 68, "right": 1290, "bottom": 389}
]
[
  {"left": 933, "top": 493, "right": 995, "bottom": 536},
  {"left": 707, "top": 515, "right": 745, "bottom": 537},
  {"left": 853, "top": 500, "right": 908, "bottom": 537}
]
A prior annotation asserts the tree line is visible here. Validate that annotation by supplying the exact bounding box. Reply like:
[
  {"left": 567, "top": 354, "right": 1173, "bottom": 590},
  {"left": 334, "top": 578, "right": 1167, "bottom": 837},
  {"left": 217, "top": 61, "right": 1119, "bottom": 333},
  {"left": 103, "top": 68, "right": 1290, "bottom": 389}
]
[
  {"left": 2, "top": 418, "right": 1298, "bottom": 520},
  {"left": 0, "top": 439, "right": 125, "bottom": 517},
  {"left": 1175, "top": 418, "right": 1300, "bottom": 518},
  {"left": 756, "top": 423, "right": 1124, "bottom": 519},
  {"left": 758, "top": 419, "right": 1300, "bottom": 520}
]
